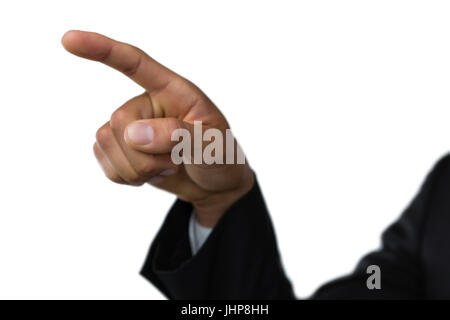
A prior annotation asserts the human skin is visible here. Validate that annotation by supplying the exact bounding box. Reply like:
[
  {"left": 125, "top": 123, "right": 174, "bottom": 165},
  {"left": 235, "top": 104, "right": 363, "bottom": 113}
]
[{"left": 62, "top": 30, "right": 254, "bottom": 228}]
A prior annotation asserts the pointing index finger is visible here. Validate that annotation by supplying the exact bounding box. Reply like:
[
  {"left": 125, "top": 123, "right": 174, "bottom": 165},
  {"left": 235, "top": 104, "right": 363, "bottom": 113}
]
[{"left": 62, "top": 30, "right": 175, "bottom": 94}]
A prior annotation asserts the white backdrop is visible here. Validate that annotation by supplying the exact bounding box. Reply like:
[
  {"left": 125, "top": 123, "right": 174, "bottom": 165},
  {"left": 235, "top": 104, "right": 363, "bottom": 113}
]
[{"left": 1, "top": 0, "right": 450, "bottom": 299}]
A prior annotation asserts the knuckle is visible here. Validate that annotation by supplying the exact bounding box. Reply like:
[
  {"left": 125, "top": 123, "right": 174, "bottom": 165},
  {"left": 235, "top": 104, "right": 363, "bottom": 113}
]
[
  {"left": 106, "top": 173, "right": 123, "bottom": 184},
  {"left": 96, "top": 125, "right": 112, "bottom": 146},
  {"left": 110, "top": 108, "right": 128, "bottom": 129},
  {"left": 121, "top": 167, "right": 144, "bottom": 183},
  {"left": 92, "top": 142, "right": 99, "bottom": 155},
  {"left": 166, "top": 118, "right": 182, "bottom": 137},
  {"left": 127, "top": 174, "right": 144, "bottom": 185},
  {"left": 130, "top": 181, "right": 145, "bottom": 187},
  {"left": 134, "top": 160, "right": 156, "bottom": 176}
]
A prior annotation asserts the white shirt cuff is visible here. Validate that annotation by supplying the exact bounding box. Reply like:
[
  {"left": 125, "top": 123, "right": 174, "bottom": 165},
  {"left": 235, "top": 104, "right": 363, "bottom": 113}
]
[{"left": 188, "top": 211, "right": 213, "bottom": 255}]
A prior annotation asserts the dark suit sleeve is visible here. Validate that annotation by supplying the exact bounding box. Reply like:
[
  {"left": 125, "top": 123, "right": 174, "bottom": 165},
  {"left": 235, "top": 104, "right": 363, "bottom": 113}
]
[
  {"left": 140, "top": 177, "right": 295, "bottom": 299},
  {"left": 141, "top": 156, "right": 448, "bottom": 299}
]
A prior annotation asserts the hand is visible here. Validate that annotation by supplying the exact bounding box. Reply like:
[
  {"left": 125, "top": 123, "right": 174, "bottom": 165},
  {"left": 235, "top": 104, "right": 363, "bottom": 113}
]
[{"left": 62, "top": 31, "right": 254, "bottom": 227}]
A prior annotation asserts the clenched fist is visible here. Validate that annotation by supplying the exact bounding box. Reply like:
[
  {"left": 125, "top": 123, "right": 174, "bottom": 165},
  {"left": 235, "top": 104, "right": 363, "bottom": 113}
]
[{"left": 62, "top": 31, "right": 254, "bottom": 227}]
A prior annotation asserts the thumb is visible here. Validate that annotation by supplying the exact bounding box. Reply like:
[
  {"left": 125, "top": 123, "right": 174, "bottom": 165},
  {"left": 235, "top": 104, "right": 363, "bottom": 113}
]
[
  {"left": 124, "top": 117, "right": 194, "bottom": 155},
  {"left": 125, "top": 118, "right": 236, "bottom": 166}
]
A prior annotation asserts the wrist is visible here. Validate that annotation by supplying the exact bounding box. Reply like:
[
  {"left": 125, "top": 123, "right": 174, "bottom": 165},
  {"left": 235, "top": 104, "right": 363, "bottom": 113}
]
[{"left": 192, "top": 166, "right": 255, "bottom": 228}]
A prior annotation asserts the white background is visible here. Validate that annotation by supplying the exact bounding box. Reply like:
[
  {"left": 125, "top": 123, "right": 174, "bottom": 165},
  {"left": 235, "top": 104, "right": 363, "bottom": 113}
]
[{"left": 0, "top": 0, "right": 449, "bottom": 299}]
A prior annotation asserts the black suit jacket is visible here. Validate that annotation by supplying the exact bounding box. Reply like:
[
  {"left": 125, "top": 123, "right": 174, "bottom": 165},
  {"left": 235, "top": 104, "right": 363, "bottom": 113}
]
[{"left": 140, "top": 154, "right": 450, "bottom": 299}]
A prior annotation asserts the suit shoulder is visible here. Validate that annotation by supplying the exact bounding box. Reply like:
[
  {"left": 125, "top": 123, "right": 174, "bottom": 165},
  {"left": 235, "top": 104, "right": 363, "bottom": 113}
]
[
  {"left": 426, "top": 152, "right": 450, "bottom": 193},
  {"left": 432, "top": 152, "right": 450, "bottom": 175}
]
